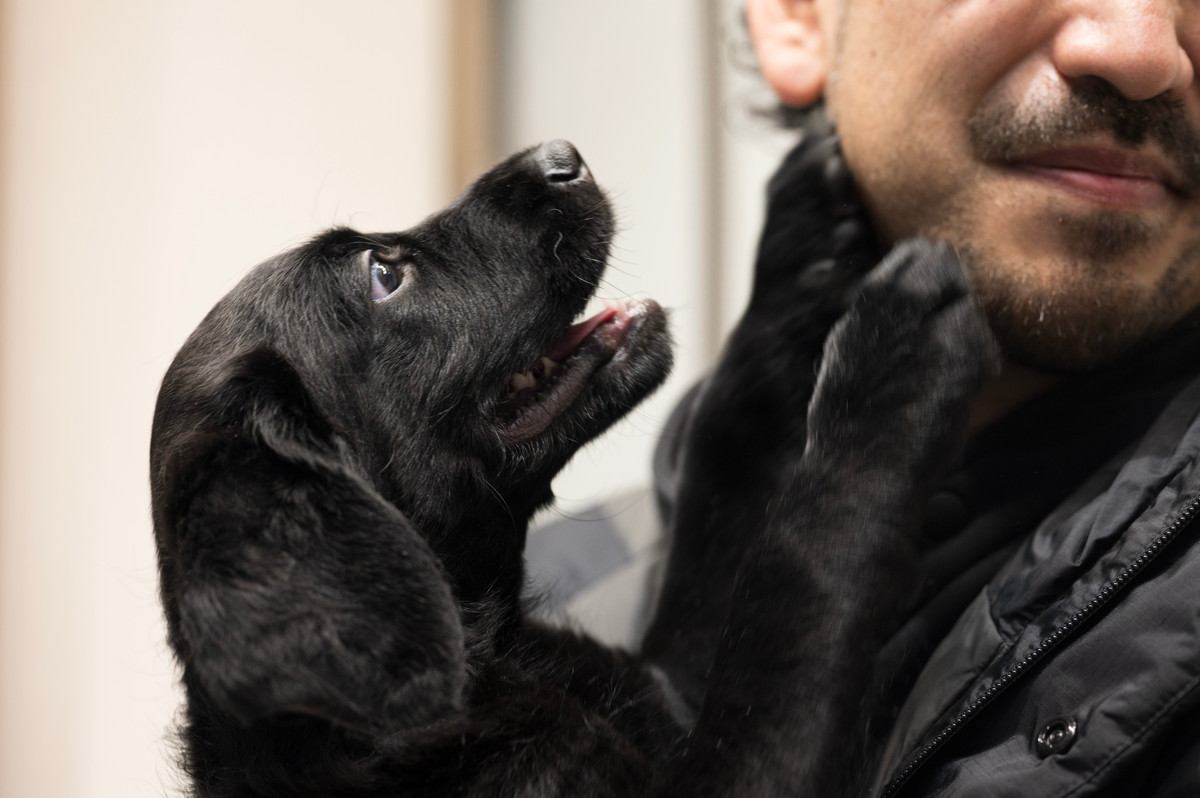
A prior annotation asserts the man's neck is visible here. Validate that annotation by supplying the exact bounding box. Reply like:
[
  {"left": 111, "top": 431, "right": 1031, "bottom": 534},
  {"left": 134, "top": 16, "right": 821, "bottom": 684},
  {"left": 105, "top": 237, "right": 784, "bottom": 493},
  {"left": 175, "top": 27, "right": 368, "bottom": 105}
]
[{"left": 968, "top": 361, "right": 1061, "bottom": 436}]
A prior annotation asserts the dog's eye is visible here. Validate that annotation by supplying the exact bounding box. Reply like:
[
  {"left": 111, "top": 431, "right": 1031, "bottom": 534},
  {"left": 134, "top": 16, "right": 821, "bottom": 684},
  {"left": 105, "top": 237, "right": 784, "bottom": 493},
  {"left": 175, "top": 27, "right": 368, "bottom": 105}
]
[{"left": 370, "top": 256, "right": 403, "bottom": 301}]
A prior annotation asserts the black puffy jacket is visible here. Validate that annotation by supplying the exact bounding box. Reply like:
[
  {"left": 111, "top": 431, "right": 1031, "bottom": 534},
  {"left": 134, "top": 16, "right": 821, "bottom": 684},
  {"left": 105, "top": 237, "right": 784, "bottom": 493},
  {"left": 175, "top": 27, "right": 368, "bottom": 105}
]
[{"left": 654, "top": 310, "right": 1200, "bottom": 797}]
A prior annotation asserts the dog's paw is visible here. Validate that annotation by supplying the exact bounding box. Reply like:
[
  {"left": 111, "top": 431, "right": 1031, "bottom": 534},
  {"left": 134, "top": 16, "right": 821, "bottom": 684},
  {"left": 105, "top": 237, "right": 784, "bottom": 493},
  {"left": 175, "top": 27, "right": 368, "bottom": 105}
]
[
  {"left": 709, "top": 121, "right": 882, "bottom": 420},
  {"left": 749, "top": 118, "right": 881, "bottom": 317},
  {"left": 806, "top": 238, "right": 998, "bottom": 476}
]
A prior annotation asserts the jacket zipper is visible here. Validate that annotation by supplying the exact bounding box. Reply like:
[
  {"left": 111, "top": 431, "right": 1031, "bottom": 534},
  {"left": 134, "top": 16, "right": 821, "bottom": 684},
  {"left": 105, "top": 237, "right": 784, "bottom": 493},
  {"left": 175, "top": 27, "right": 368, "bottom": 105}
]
[{"left": 879, "top": 493, "right": 1200, "bottom": 798}]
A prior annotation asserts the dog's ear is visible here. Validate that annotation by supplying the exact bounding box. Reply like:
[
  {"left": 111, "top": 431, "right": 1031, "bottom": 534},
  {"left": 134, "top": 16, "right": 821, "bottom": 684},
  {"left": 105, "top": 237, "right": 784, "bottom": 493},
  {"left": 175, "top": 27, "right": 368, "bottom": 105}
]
[{"left": 158, "top": 347, "right": 465, "bottom": 735}]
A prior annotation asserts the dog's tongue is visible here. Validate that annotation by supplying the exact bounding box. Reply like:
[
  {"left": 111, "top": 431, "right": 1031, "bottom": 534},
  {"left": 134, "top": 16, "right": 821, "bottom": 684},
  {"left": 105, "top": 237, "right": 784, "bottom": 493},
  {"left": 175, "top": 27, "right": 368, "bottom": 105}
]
[{"left": 546, "top": 307, "right": 619, "bottom": 362}]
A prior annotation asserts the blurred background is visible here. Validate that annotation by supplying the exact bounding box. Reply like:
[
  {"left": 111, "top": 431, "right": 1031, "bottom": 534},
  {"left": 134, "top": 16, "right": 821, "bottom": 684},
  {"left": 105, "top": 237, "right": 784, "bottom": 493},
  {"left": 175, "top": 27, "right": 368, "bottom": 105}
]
[{"left": 0, "top": 1, "right": 795, "bottom": 794}]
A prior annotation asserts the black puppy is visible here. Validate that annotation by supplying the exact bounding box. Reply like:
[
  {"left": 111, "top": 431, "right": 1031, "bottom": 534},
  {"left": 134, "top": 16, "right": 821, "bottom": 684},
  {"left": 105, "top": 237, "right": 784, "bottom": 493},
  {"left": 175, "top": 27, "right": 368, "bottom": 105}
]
[{"left": 151, "top": 135, "right": 993, "bottom": 796}]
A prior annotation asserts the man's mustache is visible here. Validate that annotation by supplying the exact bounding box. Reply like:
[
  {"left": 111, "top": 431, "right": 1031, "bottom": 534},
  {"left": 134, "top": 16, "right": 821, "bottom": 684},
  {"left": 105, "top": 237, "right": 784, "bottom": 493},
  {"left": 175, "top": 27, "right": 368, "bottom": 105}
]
[{"left": 969, "top": 77, "right": 1200, "bottom": 197}]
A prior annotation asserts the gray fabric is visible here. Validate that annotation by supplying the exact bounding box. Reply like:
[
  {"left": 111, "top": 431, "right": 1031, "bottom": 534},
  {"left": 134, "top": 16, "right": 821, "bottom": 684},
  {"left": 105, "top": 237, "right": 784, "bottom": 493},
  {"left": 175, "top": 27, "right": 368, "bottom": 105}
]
[
  {"left": 525, "top": 487, "right": 666, "bottom": 637},
  {"left": 525, "top": 513, "right": 632, "bottom": 608}
]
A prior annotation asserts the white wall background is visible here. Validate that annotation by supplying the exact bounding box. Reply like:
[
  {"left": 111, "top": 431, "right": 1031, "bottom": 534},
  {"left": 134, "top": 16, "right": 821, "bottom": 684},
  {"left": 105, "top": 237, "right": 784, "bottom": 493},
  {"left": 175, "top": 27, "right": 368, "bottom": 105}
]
[
  {"left": 0, "top": 1, "right": 794, "bottom": 795},
  {"left": 0, "top": 2, "right": 450, "bottom": 795}
]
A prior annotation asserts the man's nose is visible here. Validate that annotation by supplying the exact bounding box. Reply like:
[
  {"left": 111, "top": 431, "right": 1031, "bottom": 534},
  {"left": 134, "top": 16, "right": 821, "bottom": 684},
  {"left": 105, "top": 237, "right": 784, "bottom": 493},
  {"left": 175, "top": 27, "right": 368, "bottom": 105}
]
[{"left": 1051, "top": 2, "right": 1195, "bottom": 101}]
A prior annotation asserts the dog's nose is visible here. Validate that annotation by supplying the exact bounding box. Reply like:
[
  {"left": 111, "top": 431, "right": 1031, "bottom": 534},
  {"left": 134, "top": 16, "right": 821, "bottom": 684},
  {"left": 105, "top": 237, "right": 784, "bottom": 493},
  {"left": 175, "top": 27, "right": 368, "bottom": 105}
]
[{"left": 535, "top": 140, "right": 589, "bottom": 183}]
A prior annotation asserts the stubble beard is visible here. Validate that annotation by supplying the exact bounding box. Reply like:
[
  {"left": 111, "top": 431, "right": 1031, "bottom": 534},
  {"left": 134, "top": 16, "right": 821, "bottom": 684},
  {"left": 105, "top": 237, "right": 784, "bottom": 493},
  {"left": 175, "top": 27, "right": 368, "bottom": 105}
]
[{"left": 948, "top": 226, "right": 1198, "bottom": 374}]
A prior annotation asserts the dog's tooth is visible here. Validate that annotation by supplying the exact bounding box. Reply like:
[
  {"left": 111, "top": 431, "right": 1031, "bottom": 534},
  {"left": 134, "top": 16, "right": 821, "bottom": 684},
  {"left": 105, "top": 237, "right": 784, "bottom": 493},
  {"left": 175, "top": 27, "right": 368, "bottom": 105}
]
[
  {"left": 540, "top": 356, "right": 559, "bottom": 374},
  {"left": 510, "top": 371, "right": 537, "bottom": 391}
]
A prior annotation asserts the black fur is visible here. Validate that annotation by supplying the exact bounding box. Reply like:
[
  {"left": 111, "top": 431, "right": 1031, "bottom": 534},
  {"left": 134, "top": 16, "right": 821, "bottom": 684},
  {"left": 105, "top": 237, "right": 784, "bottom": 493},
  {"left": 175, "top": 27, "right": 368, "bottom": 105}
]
[
  {"left": 151, "top": 134, "right": 994, "bottom": 796},
  {"left": 645, "top": 123, "right": 998, "bottom": 795}
]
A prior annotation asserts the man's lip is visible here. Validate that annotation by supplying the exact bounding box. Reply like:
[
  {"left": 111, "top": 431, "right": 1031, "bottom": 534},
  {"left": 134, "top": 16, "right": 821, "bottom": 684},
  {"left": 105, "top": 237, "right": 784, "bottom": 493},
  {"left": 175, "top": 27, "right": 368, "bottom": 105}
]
[
  {"left": 1023, "top": 147, "right": 1178, "bottom": 186},
  {"left": 1009, "top": 147, "right": 1184, "bottom": 208}
]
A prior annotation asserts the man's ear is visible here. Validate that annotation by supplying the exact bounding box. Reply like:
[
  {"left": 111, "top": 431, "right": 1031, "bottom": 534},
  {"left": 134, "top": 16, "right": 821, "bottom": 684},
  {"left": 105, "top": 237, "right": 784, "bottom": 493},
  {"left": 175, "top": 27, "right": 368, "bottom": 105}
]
[
  {"left": 746, "top": 0, "right": 833, "bottom": 108},
  {"left": 157, "top": 347, "right": 466, "bottom": 736}
]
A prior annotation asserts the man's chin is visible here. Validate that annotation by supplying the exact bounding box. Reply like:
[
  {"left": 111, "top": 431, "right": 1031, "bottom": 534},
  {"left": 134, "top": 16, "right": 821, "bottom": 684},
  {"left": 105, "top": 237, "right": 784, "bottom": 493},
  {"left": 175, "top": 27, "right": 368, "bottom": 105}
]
[
  {"left": 984, "top": 302, "right": 1156, "bottom": 375},
  {"left": 958, "top": 244, "right": 1184, "bottom": 374}
]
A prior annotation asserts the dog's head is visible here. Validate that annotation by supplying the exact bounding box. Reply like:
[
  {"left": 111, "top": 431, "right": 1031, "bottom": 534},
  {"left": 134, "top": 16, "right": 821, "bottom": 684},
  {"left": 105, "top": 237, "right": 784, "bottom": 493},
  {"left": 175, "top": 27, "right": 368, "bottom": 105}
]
[
  {"left": 155, "top": 140, "right": 672, "bottom": 557},
  {"left": 352, "top": 141, "right": 673, "bottom": 517},
  {"left": 150, "top": 143, "right": 671, "bottom": 737}
]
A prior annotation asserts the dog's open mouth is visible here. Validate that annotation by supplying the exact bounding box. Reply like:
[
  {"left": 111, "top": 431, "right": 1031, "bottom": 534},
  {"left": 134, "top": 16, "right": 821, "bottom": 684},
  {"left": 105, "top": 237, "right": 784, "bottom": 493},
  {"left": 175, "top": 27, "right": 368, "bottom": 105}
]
[{"left": 496, "top": 298, "right": 660, "bottom": 443}]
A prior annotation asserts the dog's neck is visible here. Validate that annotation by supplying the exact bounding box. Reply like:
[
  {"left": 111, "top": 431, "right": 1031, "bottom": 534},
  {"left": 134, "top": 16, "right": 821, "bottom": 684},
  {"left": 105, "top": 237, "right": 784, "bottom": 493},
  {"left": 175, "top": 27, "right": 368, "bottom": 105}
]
[
  {"left": 369, "top": 431, "right": 554, "bottom": 632},
  {"left": 445, "top": 507, "right": 531, "bottom": 656},
  {"left": 399, "top": 477, "right": 533, "bottom": 614}
]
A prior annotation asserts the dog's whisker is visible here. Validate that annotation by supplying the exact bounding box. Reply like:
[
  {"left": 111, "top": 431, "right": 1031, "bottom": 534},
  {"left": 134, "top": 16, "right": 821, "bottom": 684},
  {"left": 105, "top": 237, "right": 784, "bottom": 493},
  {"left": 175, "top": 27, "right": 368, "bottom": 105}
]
[
  {"left": 600, "top": 261, "right": 638, "bottom": 280},
  {"left": 351, "top": 232, "right": 393, "bottom": 250},
  {"left": 480, "top": 475, "right": 516, "bottom": 528},
  {"left": 570, "top": 271, "right": 599, "bottom": 288},
  {"left": 594, "top": 279, "right": 637, "bottom": 300},
  {"left": 428, "top": 400, "right": 461, "bottom": 427},
  {"left": 378, "top": 445, "right": 399, "bottom": 476}
]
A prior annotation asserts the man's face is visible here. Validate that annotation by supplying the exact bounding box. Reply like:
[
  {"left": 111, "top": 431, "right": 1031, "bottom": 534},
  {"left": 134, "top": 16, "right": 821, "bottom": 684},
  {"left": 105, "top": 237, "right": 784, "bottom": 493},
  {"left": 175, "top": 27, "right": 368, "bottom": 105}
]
[{"left": 815, "top": 0, "right": 1200, "bottom": 371}]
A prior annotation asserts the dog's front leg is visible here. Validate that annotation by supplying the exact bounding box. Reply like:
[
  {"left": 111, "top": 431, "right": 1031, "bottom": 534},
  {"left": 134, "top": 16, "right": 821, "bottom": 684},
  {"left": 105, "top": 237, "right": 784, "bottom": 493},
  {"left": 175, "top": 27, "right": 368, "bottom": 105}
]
[
  {"left": 642, "top": 124, "right": 879, "bottom": 709},
  {"left": 660, "top": 240, "right": 997, "bottom": 797}
]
